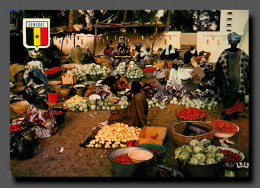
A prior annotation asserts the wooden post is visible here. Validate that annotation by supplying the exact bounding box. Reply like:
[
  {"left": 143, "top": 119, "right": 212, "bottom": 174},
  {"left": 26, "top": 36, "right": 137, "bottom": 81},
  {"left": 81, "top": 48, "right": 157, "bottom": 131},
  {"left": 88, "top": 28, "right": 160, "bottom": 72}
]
[
  {"left": 151, "top": 25, "right": 158, "bottom": 56},
  {"left": 93, "top": 19, "right": 98, "bottom": 57},
  {"left": 73, "top": 34, "right": 76, "bottom": 47}
]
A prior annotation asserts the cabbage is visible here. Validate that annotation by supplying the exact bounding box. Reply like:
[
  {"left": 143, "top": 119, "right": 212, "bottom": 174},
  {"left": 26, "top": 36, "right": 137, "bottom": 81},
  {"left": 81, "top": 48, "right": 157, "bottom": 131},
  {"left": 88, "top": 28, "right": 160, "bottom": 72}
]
[
  {"left": 206, "top": 145, "right": 218, "bottom": 153},
  {"left": 215, "top": 153, "right": 224, "bottom": 162},
  {"left": 90, "top": 105, "right": 96, "bottom": 110},
  {"left": 199, "top": 163, "right": 205, "bottom": 165},
  {"left": 97, "top": 106, "right": 101, "bottom": 111},
  {"left": 102, "top": 106, "right": 107, "bottom": 110},
  {"left": 79, "top": 107, "right": 84, "bottom": 111},
  {"left": 178, "top": 151, "right": 190, "bottom": 162},
  {"left": 193, "top": 145, "right": 204, "bottom": 154},
  {"left": 174, "top": 147, "right": 184, "bottom": 158},
  {"left": 82, "top": 103, "right": 88, "bottom": 109},
  {"left": 97, "top": 100, "right": 104, "bottom": 106},
  {"left": 205, "top": 152, "right": 215, "bottom": 159},
  {"left": 188, "top": 157, "right": 200, "bottom": 165},
  {"left": 206, "top": 158, "right": 216, "bottom": 165},
  {"left": 107, "top": 101, "right": 113, "bottom": 107},
  {"left": 121, "top": 96, "right": 128, "bottom": 101},
  {"left": 89, "top": 100, "right": 96, "bottom": 105},
  {"left": 192, "top": 153, "right": 206, "bottom": 163},
  {"left": 189, "top": 140, "right": 200, "bottom": 147},
  {"left": 84, "top": 108, "right": 88, "bottom": 112},
  {"left": 182, "top": 145, "right": 193, "bottom": 153},
  {"left": 111, "top": 106, "right": 116, "bottom": 110},
  {"left": 200, "top": 139, "right": 211, "bottom": 148}
]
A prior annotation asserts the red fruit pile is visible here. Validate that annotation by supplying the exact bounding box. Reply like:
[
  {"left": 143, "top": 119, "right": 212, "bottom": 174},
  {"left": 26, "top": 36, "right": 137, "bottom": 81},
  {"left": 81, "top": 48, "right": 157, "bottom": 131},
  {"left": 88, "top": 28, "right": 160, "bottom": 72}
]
[
  {"left": 113, "top": 154, "right": 134, "bottom": 164},
  {"left": 176, "top": 107, "right": 207, "bottom": 120}
]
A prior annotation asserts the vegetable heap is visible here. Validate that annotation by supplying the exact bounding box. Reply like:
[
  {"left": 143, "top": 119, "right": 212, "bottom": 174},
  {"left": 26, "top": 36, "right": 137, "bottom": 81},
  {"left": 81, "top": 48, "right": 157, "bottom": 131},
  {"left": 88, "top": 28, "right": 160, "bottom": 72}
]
[
  {"left": 174, "top": 139, "right": 224, "bottom": 165},
  {"left": 209, "top": 120, "right": 238, "bottom": 133},
  {"left": 10, "top": 119, "right": 24, "bottom": 132},
  {"left": 170, "top": 96, "right": 218, "bottom": 111},
  {"left": 113, "top": 154, "right": 134, "bottom": 164},
  {"left": 52, "top": 110, "right": 64, "bottom": 116},
  {"left": 45, "top": 67, "right": 62, "bottom": 75},
  {"left": 118, "top": 96, "right": 129, "bottom": 109},
  {"left": 86, "top": 123, "right": 141, "bottom": 149},
  {"left": 176, "top": 107, "right": 207, "bottom": 120},
  {"left": 218, "top": 148, "right": 242, "bottom": 163},
  {"left": 142, "top": 67, "right": 156, "bottom": 72},
  {"left": 116, "top": 62, "right": 127, "bottom": 73},
  {"left": 89, "top": 99, "right": 116, "bottom": 111},
  {"left": 63, "top": 95, "right": 89, "bottom": 112},
  {"left": 125, "top": 61, "right": 143, "bottom": 79},
  {"left": 147, "top": 98, "right": 167, "bottom": 109}
]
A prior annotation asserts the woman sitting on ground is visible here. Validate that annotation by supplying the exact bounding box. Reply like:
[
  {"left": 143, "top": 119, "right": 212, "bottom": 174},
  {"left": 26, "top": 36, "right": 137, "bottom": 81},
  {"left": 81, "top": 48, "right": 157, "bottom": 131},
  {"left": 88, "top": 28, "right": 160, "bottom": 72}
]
[{"left": 108, "top": 81, "right": 148, "bottom": 128}]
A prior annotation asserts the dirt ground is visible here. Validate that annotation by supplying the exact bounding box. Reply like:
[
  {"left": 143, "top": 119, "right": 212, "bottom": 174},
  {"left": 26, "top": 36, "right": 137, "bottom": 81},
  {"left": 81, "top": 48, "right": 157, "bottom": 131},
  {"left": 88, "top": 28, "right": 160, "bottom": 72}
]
[
  {"left": 10, "top": 102, "right": 249, "bottom": 177},
  {"left": 10, "top": 67, "right": 249, "bottom": 178}
]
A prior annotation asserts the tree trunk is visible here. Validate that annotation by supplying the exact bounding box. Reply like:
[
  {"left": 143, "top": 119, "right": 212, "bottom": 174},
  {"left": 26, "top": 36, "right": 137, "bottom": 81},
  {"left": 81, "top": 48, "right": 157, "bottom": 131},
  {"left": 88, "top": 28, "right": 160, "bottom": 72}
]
[
  {"left": 74, "top": 10, "right": 78, "bottom": 24},
  {"left": 166, "top": 10, "right": 171, "bottom": 32},
  {"left": 69, "top": 10, "right": 74, "bottom": 26},
  {"left": 93, "top": 19, "right": 98, "bottom": 57},
  {"left": 123, "top": 10, "right": 127, "bottom": 23}
]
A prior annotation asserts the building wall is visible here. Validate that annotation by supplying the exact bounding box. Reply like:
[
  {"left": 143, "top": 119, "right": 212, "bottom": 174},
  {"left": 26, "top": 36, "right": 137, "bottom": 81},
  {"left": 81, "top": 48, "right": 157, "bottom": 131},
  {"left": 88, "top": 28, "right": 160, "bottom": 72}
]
[{"left": 53, "top": 31, "right": 181, "bottom": 56}]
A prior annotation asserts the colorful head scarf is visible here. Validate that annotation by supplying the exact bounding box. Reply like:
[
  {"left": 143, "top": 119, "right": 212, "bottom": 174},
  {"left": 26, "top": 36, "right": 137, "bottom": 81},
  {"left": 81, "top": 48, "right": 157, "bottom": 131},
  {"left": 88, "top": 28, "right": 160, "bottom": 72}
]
[{"left": 227, "top": 32, "right": 241, "bottom": 45}]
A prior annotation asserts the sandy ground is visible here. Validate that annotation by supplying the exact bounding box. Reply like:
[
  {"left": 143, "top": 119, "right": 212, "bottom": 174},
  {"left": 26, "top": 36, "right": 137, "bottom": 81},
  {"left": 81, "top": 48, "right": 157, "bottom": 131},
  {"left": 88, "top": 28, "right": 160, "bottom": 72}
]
[{"left": 10, "top": 103, "right": 249, "bottom": 177}]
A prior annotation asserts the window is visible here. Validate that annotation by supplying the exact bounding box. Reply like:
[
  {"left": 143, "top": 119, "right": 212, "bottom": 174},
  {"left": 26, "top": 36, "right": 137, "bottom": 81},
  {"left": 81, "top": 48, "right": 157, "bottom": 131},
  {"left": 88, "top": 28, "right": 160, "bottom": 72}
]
[
  {"left": 227, "top": 24, "right": 232, "bottom": 27},
  {"left": 228, "top": 12, "right": 233, "bottom": 15},
  {"left": 227, "top": 18, "right": 232, "bottom": 21},
  {"left": 227, "top": 29, "right": 231, "bottom": 32}
]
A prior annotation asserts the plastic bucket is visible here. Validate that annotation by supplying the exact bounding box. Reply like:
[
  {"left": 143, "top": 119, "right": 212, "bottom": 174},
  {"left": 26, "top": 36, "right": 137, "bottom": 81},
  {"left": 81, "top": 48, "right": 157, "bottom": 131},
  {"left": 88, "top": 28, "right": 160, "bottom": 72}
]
[
  {"left": 137, "top": 143, "right": 168, "bottom": 158},
  {"left": 47, "top": 93, "right": 60, "bottom": 103},
  {"left": 108, "top": 147, "right": 150, "bottom": 177}
]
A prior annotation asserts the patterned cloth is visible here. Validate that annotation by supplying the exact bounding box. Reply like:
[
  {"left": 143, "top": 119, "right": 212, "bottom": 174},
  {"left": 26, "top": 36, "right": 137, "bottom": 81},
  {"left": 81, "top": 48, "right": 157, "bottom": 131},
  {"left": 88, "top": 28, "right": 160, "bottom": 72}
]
[
  {"left": 23, "top": 60, "right": 44, "bottom": 81},
  {"left": 227, "top": 32, "right": 241, "bottom": 45},
  {"left": 26, "top": 104, "right": 56, "bottom": 138}
]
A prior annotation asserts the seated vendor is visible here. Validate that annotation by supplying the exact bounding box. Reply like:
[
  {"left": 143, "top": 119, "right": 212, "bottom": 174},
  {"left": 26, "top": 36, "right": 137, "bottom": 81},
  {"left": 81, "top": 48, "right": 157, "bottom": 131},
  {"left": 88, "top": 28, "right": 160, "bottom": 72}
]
[
  {"left": 21, "top": 86, "right": 56, "bottom": 139},
  {"left": 184, "top": 46, "right": 198, "bottom": 65},
  {"left": 84, "top": 47, "right": 95, "bottom": 63},
  {"left": 190, "top": 51, "right": 211, "bottom": 67},
  {"left": 108, "top": 81, "right": 148, "bottom": 128},
  {"left": 96, "top": 70, "right": 121, "bottom": 100},
  {"left": 133, "top": 41, "right": 146, "bottom": 69},
  {"left": 103, "top": 42, "right": 113, "bottom": 57},
  {"left": 160, "top": 44, "right": 178, "bottom": 60},
  {"left": 68, "top": 45, "right": 87, "bottom": 64}
]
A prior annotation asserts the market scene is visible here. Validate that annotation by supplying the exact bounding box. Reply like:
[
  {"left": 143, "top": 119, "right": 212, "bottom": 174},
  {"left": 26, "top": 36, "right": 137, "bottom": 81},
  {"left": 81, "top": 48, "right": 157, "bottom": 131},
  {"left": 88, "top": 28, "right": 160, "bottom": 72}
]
[{"left": 10, "top": 10, "right": 249, "bottom": 178}]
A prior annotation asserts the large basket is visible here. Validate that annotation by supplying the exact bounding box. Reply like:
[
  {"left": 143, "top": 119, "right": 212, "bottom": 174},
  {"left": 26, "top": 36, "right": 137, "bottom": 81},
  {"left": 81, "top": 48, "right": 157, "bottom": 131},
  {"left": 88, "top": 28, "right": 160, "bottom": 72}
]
[
  {"left": 143, "top": 72, "right": 155, "bottom": 79},
  {"left": 49, "top": 80, "right": 62, "bottom": 86},
  {"left": 170, "top": 121, "right": 215, "bottom": 146},
  {"left": 10, "top": 100, "right": 29, "bottom": 114}
]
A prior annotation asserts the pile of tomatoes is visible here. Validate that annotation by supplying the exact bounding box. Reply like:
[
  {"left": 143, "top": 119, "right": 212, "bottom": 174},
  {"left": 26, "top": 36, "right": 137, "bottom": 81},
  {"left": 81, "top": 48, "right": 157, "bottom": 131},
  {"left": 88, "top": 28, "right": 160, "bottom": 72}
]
[
  {"left": 209, "top": 120, "right": 238, "bottom": 133},
  {"left": 113, "top": 154, "right": 134, "bottom": 164},
  {"left": 142, "top": 67, "right": 156, "bottom": 72},
  {"left": 10, "top": 124, "right": 23, "bottom": 132},
  {"left": 219, "top": 148, "right": 242, "bottom": 163},
  {"left": 52, "top": 110, "right": 64, "bottom": 116},
  {"left": 176, "top": 107, "right": 207, "bottom": 120}
]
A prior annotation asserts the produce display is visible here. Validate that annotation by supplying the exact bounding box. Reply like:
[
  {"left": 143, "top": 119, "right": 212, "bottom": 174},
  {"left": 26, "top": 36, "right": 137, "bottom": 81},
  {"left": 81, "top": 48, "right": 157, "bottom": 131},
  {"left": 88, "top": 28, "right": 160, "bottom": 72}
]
[
  {"left": 125, "top": 61, "right": 143, "bottom": 79},
  {"left": 85, "top": 123, "right": 141, "bottom": 149},
  {"left": 63, "top": 95, "right": 89, "bottom": 112},
  {"left": 174, "top": 139, "right": 224, "bottom": 165},
  {"left": 147, "top": 98, "right": 167, "bottom": 109},
  {"left": 10, "top": 119, "right": 24, "bottom": 132},
  {"left": 89, "top": 98, "right": 116, "bottom": 111},
  {"left": 67, "top": 64, "right": 111, "bottom": 81},
  {"left": 225, "top": 170, "right": 235, "bottom": 177},
  {"left": 116, "top": 80, "right": 127, "bottom": 90},
  {"left": 170, "top": 96, "right": 218, "bottom": 111},
  {"left": 176, "top": 107, "right": 207, "bottom": 121},
  {"left": 142, "top": 67, "right": 156, "bottom": 72},
  {"left": 118, "top": 96, "right": 129, "bottom": 109},
  {"left": 116, "top": 62, "right": 127, "bottom": 73},
  {"left": 113, "top": 154, "right": 134, "bottom": 164},
  {"left": 209, "top": 120, "right": 238, "bottom": 133},
  {"left": 218, "top": 148, "right": 242, "bottom": 163}
]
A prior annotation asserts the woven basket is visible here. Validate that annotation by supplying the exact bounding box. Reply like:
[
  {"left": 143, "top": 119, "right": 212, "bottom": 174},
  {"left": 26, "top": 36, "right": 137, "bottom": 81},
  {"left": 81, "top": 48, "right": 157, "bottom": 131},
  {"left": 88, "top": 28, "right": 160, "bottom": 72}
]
[
  {"left": 10, "top": 100, "right": 29, "bottom": 114},
  {"left": 59, "top": 88, "right": 71, "bottom": 99},
  {"left": 170, "top": 121, "right": 215, "bottom": 146},
  {"left": 49, "top": 80, "right": 62, "bottom": 86}
]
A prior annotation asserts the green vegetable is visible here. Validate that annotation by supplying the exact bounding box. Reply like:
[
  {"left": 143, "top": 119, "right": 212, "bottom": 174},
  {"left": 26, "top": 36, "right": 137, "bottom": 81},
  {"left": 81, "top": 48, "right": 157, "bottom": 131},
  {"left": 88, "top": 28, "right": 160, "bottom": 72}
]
[
  {"left": 200, "top": 139, "right": 211, "bottom": 148},
  {"left": 174, "top": 147, "right": 184, "bottom": 158},
  {"left": 182, "top": 145, "right": 193, "bottom": 153},
  {"left": 205, "top": 152, "right": 215, "bottom": 159},
  {"left": 188, "top": 157, "right": 200, "bottom": 165},
  {"left": 90, "top": 105, "right": 96, "bottom": 110},
  {"left": 215, "top": 153, "right": 224, "bottom": 162},
  {"left": 193, "top": 145, "right": 204, "bottom": 154},
  {"left": 178, "top": 151, "right": 190, "bottom": 163},
  {"left": 189, "top": 140, "right": 200, "bottom": 147},
  {"left": 89, "top": 100, "right": 96, "bottom": 105},
  {"left": 225, "top": 170, "right": 235, "bottom": 177},
  {"left": 205, "top": 158, "right": 216, "bottom": 165},
  {"left": 97, "top": 100, "right": 104, "bottom": 107},
  {"left": 192, "top": 153, "right": 206, "bottom": 163},
  {"left": 206, "top": 145, "right": 218, "bottom": 153}
]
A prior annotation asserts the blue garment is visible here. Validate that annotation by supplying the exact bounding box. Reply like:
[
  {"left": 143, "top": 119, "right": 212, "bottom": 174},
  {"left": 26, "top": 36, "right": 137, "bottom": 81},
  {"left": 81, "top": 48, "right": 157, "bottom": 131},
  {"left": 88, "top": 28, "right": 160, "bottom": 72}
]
[{"left": 25, "top": 68, "right": 49, "bottom": 86}]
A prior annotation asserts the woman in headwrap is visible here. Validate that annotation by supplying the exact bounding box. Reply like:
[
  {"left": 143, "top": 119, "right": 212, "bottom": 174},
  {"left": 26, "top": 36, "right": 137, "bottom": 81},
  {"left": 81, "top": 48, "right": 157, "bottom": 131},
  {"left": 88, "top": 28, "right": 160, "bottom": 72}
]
[
  {"left": 133, "top": 41, "right": 146, "bottom": 69},
  {"left": 184, "top": 46, "right": 198, "bottom": 65},
  {"left": 169, "top": 59, "right": 191, "bottom": 84},
  {"left": 190, "top": 51, "right": 211, "bottom": 67},
  {"left": 214, "top": 32, "right": 249, "bottom": 120},
  {"left": 96, "top": 70, "right": 122, "bottom": 100},
  {"left": 160, "top": 44, "right": 177, "bottom": 60},
  {"left": 103, "top": 42, "right": 113, "bottom": 57},
  {"left": 143, "top": 45, "right": 151, "bottom": 60},
  {"left": 152, "top": 70, "right": 174, "bottom": 103},
  {"left": 108, "top": 81, "right": 148, "bottom": 128},
  {"left": 21, "top": 86, "right": 56, "bottom": 139}
]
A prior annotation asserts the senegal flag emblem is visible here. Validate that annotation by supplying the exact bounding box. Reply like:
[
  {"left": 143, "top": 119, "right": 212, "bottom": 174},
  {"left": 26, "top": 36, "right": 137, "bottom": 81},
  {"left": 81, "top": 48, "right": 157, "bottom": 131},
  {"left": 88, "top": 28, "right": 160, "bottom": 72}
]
[{"left": 23, "top": 18, "right": 50, "bottom": 48}]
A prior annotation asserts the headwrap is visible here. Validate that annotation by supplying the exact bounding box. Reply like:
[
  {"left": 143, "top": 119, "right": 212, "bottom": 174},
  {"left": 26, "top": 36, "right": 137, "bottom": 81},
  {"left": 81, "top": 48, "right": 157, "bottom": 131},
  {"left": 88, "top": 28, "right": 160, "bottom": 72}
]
[
  {"left": 202, "top": 62, "right": 213, "bottom": 73},
  {"left": 227, "top": 32, "right": 241, "bottom": 45},
  {"left": 165, "top": 45, "right": 175, "bottom": 55},
  {"left": 144, "top": 45, "right": 151, "bottom": 53},
  {"left": 133, "top": 41, "right": 144, "bottom": 48},
  {"left": 153, "top": 70, "right": 165, "bottom": 80},
  {"left": 190, "top": 49, "right": 196, "bottom": 54}
]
